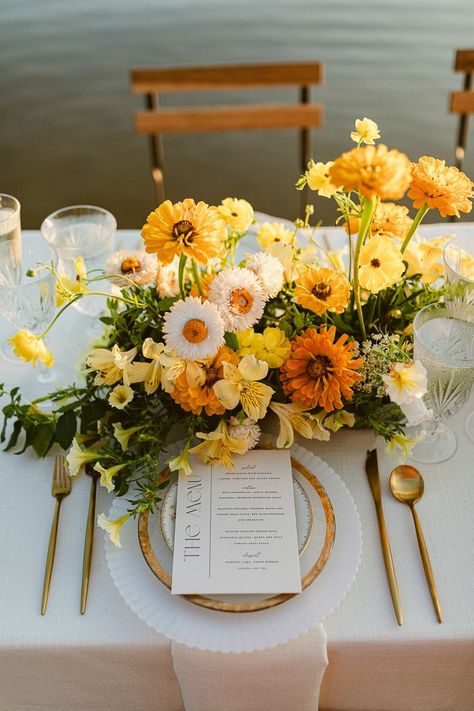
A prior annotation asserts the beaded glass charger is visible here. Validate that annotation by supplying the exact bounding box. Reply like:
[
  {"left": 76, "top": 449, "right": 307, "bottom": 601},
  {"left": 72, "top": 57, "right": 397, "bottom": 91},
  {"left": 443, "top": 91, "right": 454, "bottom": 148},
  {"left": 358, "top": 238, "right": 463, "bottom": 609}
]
[{"left": 137, "top": 455, "right": 335, "bottom": 613}]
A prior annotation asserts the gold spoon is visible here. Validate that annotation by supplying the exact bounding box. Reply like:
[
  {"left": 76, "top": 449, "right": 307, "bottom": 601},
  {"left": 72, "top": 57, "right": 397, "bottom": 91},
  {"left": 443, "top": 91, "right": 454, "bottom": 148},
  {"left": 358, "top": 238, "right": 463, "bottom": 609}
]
[{"left": 389, "top": 465, "right": 442, "bottom": 623}]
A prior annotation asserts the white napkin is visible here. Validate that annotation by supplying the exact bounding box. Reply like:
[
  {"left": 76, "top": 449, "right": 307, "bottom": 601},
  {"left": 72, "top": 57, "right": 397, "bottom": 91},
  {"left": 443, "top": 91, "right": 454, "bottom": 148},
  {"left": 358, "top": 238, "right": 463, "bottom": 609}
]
[{"left": 171, "top": 625, "right": 328, "bottom": 711}]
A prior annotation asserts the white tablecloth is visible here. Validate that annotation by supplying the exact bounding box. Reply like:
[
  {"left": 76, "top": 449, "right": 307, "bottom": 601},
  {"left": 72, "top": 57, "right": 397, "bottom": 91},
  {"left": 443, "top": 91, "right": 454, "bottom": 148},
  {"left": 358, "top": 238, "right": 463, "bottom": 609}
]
[{"left": 0, "top": 226, "right": 473, "bottom": 711}]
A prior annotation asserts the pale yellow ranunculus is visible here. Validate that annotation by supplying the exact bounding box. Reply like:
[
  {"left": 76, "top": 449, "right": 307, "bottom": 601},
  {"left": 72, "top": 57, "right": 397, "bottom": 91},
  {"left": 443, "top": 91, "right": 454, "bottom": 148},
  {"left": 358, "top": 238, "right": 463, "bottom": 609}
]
[
  {"left": 306, "top": 160, "right": 338, "bottom": 198},
  {"left": 237, "top": 327, "right": 291, "bottom": 368},
  {"left": 218, "top": 198, "right": 254, "bottom": 234},
  {"left": 97, "top": 512, "right": 131, "bottom": 547},
  {"left": 9, "top": 329, "right": 54, "bottom": 367},
  {"left": 213, "top": 355, "right": 274, "bottom": 421},
  {"left": 93, "top": 462, "right": 127, "bottom": 493},
  {"left": 257, "top": 222, "right": 295, "bottom": 250},
  {"left": 358, "top": 235, "right": 405, "bottom": 294},
  {"left": 351, "top": 117, "right": 380, "bottom": 145}
]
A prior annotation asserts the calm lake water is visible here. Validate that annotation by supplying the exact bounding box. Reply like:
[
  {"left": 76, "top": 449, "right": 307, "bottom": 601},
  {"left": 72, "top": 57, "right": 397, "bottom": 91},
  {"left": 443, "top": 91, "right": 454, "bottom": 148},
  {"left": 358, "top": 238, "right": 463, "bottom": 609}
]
[{"left": 1, "top": 0, "right": 474, "bottom": 228}]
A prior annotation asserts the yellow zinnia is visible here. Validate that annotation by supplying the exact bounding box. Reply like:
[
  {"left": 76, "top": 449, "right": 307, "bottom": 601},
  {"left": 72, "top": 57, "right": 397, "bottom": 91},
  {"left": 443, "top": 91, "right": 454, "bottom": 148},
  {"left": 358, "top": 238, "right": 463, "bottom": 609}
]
[
  {"left": 295, "top": 265, "right": 350, "bottom": 315},
  {"left": 257, "top": 222, "right": 295, "bottom": 249},
  {"left": 358, "top": 235, "right": 405, "bottom": 293},
  {"left": 9, "top": 330, "right": 54, "bottom": 367},
  {"left": 217, "top": 197, "right": 254, "bottom": 234},
  {"left": 237, "top": 327, "right": 291, "bottom": 368},
  {"left": 141, "top": 198, "right": 226, "bottom": 265},
  {"left": 329, "top": 144, "right": 412, "bottom": 201},
  {"left": 408, "top": 156, "right": 473, "bottom": 217}
]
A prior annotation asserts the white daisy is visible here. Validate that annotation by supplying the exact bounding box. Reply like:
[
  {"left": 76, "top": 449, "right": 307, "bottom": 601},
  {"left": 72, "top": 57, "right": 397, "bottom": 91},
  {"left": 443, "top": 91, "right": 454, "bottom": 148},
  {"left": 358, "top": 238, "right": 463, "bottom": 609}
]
[
  {"left": 245, "top": 252, "right": 284, "bottom": 298},
  {"left": 208, "top": 267, "right": 266, "bottom": 332},
  {"left": 156, "top": 255, "right": 180, "bottom": 298},
  {"left": 105, "top": 250, "right": 157, "bottom": 287},
  {"left": 227, "top": 416, "right": 261, "bottom": 451},
  {"left": 163, "top": 296, "right": 224, "bottom": 360}
]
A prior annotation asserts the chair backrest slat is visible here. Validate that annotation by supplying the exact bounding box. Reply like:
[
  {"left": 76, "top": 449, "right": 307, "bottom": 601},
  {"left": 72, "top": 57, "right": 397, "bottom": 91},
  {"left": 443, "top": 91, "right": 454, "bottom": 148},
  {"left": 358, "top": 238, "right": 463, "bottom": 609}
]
[
  {"left": 134, "top": 104, "right": 323, "bottom": 135},
  {"left": 131, "top": 61, "right": 323, "bottom": 94},
  {"left": 450, "top": 91, "right": 474, "bottom": 114},
  {"left": 454, "top": 50, "right": 474, "bottom": 73}
]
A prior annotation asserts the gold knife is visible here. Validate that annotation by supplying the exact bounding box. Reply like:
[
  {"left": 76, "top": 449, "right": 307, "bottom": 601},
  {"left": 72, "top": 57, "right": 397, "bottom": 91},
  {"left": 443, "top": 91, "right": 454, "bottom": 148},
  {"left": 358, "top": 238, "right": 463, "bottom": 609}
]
[
  {"left": 80, "top": 466, "right": 98, "bottom": 614},
  {"left": 365, "top": 449, "right": 403, "bottom": 626}
]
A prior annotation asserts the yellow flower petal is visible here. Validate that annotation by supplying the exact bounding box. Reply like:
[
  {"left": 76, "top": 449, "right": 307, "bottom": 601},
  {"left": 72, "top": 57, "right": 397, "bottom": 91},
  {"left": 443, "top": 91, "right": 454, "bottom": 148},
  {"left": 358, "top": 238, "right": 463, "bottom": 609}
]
[
  {"left": 238, "top": 354, "right": 268, "bottom": 381},
  {"left": 213, "top": 379, "right": 241, "bottom": 410}
]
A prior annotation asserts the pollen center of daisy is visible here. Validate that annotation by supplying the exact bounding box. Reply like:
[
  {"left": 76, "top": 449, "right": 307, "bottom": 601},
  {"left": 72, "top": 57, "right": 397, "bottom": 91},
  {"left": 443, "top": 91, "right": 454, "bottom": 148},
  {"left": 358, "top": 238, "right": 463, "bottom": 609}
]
[
  {"left": 311, "top": 281, "right": 331, "bottom": 300},
  {"left": 307, "top": 355, "right": 332, "bottom": 379},
  {"left": 172, "top": 220, "right": 197, "bottom": 245},
  {"left": 370, "top": 258, "right": 381, "bottom": 268},
  {"left": 121, "top": 257, "right": 142, "bottom": 274},
  {"left": 230, "top": 288, "right": 254, "bottom": 314},
  {"left": 182, "top": 319, "right": 208, "bottom": 344}
]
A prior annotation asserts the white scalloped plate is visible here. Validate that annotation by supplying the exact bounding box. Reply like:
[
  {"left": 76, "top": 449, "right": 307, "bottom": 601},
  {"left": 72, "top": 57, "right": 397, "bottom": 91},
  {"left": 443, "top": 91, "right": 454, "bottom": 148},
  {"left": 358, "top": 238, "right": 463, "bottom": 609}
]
[{"left": 104, "top": 444, "right": 362, "bottom": 653}]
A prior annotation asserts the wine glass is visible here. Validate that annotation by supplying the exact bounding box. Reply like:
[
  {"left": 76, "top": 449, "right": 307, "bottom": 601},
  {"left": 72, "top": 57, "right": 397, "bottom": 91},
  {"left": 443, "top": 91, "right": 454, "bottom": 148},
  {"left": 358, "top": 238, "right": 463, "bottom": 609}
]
[
  {"left": 0, "top": 234, "right": 58, "bottom": 395},
  {"left": 41, "top": 205, "right": 116, "bottom": 347},
  {"left": 410, "top": 301, "right": 474, "bottom": 464},
  {"left": 444, "top": 235, "right": 474, "bottom": 440}
]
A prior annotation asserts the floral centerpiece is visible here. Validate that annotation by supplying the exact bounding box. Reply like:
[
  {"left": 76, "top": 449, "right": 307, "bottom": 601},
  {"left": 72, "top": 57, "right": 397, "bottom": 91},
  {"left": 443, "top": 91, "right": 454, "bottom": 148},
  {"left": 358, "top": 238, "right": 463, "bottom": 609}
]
[{"left": 1, "top": 118, "right": 473, "bottom": 546}]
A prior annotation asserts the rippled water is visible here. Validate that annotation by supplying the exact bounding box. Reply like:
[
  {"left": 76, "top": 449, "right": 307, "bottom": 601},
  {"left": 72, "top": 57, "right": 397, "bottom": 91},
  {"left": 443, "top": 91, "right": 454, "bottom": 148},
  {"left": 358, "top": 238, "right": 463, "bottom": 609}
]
[{"left": 1, "top": 0, "right": 473, "bottom": 228}]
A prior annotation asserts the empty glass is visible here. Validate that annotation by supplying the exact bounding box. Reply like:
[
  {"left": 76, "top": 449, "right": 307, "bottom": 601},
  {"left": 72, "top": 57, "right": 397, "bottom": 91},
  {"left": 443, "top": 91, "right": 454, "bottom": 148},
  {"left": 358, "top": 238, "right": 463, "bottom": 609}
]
[
  {"left": 0, "top": 194, "right": 21, "bottom": 280},
  {"left": 444, "top": 234, "right": 474, "bottom": 307},
  {"left": 410, "top": 301, "right": 474, "bottom": 463},
  {"left": 0, "top": 234, "right": 58, "bottom": 390},
  {"left": 40, "top": 205, "right": 116, "bottom": 317}
]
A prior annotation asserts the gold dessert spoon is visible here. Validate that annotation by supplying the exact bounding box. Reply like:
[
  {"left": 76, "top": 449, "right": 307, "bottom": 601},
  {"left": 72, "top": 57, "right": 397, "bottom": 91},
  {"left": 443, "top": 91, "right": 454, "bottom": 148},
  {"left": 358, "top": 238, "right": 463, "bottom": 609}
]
[{"left": 389, "top": 465, "right": 442, "bottom": 623}]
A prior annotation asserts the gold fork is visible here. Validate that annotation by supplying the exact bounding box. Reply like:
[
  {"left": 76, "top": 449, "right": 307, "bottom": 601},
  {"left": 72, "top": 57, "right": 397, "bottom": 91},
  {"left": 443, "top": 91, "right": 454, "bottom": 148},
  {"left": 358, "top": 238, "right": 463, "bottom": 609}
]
[{"left": 41, "top": 456, "right": 72, "bottom": 615}]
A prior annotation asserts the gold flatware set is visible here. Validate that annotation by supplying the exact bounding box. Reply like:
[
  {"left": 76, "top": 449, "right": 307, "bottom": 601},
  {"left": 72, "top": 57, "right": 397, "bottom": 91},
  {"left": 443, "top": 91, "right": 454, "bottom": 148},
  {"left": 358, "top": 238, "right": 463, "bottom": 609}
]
[
  {"left": 41, "top": 456, "right": 97, "bottom": 615},
  {"left": 366, "top": 450, "right": 442, "bottom": 626}
]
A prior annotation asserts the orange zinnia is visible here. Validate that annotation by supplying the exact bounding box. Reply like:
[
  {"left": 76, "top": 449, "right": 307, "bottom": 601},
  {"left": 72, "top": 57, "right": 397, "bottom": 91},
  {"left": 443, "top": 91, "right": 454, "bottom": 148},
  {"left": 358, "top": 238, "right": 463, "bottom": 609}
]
[
  {"left": 295, "top": 266, "right": 350, "bottom": 315},
  {"left": 141, "top": 198, "right": 226, "bottom": 265},
  {"left": 408, "top": 156, "right": 473, "bottom": 217},
  {"left": 329, "top": 144, "right": 411, "bottom": 201},
  {"left": 344, "top": 202, "right": 412, "bottom": 239},
  {"left": 171, "top": 346, "right": 239, "bottom": 416},
  {"left": 280, "top": 326, "right": 363, "bottom": 412}
]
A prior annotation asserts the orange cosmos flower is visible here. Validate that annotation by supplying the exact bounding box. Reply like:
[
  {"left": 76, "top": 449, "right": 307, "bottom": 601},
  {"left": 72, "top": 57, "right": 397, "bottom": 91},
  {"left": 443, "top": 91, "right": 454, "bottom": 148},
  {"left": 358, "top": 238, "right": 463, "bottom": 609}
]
[
  {"left": 408, "top": 156, "right": 473, "bottom": 217},
  {"left": 329, "top": 144, "right": 411, "bottom": 201},
  {"left": 141, "top": 198, "right": 226, "bottom": 265},
  {"left": 344, "top": 202, "right": 412, "bottom": 239},
  {"left": 171, "top": 346, "right": 239, "bottom": 416},
  {"left": 280, "top": 326, "right": 363, "bottom": 412},
  {"left": 295, "top": 266, "right": 350, "bottom": 315}
]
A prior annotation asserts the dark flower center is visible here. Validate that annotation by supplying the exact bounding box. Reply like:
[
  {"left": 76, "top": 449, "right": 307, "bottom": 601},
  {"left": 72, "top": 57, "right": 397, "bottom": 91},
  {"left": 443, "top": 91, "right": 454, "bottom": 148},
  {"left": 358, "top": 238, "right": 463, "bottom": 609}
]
[
  {"left": 204, "top": 366, "right": 219, "bottom": 386},
  {"left": 121, "top": 257, "right": 142, "bottom": 274},
  {"left": 172, "top": 220, "right": 197, "bottom": 245},
  {"left": 370, "top": 258, "right": 381, "bottom": 268},
  {"left": 312, "top": 281, "right": 332, "bottom": 300},
  {"left": 307, "top": 355, "right": 332, "bottom": 379}
]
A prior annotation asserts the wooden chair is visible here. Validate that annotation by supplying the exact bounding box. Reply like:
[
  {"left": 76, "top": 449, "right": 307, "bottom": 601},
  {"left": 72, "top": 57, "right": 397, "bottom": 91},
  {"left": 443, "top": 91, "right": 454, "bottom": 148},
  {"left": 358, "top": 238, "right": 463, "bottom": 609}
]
[
  {"left": 130, "top": 61, "right": 324, "bottom": 214},
  {"left": 450, "top": 49, "right": 474, "bottom": 172}
]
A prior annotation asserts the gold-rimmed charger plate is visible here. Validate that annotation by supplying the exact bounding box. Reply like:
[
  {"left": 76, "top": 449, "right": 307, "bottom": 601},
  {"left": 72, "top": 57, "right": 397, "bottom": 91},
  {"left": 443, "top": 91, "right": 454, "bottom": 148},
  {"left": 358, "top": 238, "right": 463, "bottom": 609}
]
[{"left": 138, "top": 456, "right": 335, "bottom": 613}]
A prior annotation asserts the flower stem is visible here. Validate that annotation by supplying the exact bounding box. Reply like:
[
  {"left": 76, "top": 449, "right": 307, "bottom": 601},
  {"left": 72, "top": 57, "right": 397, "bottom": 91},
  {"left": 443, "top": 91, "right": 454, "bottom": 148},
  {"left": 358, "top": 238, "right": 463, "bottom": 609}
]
[
  {"left": 191, "top": 259, "right": 203, "bottom": 296},
  {"left": 353, "top": 196, "right": 377, "bottom": 341},
  {"left": 178, "top": 255, "right": 187, "bottom": 300},
  {"left": 400, "top": 203, "right": 430, "bottom": 253}
]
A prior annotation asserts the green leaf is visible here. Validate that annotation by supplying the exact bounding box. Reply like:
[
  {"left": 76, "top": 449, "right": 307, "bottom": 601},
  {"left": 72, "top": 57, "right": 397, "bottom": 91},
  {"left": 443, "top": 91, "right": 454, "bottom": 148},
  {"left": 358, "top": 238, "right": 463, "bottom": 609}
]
[
  {"left": 4, "top": 420, "right": 23, "bottom": 451},
  {"left": 32, "top": 423, "right": 55, "bottom": 457},
  {"left": 293, "top": 312, "right": 305, "bottom": 330},
  {"left": 81, "top": 400, "right": 108, "bottom": 430},
  {"left": 224, "top": 332, "right": 239, "bottom": 350},
  {"left": 55, "top": 410, "right": 77, "bottom": 450}
]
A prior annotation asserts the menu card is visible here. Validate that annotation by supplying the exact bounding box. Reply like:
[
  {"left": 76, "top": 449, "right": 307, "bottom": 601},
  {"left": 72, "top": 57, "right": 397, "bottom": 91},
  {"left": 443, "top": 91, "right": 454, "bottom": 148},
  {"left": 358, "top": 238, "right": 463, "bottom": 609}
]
[{"left": 171, "top": 449, "right": 301, "bottom": 595}]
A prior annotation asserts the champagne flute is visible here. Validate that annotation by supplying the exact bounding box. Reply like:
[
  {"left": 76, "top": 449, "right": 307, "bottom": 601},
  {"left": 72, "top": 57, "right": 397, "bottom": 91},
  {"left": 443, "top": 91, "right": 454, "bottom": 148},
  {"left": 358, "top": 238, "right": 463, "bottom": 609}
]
[{"left": 410, "top": 301, "right": 474, "bottom": 464}]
